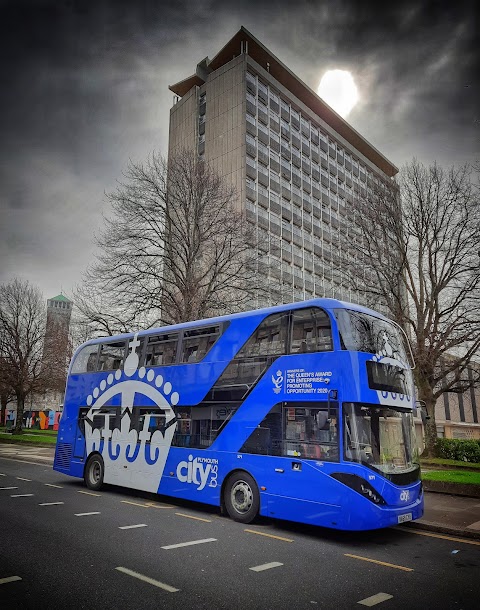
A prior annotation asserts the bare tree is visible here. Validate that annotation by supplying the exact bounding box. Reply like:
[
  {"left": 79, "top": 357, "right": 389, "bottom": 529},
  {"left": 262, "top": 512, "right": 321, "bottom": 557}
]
[
  {"left": 0, "top": 358, "right": 14, "bottom": 427},
  {"left": 0, "top": 279, "right": 48, "bottom": 433},
  {"left": 76, "top": 149, "right": 269, "bottom": 334},
  {"left": 346, "top": 160, "right": 480, "bottom": 455}
]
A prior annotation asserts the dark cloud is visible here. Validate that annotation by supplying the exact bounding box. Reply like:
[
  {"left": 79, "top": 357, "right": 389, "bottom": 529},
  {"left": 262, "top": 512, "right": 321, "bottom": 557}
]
[{"left": 0, "top": 0, "right": 478, "bottom": 300}]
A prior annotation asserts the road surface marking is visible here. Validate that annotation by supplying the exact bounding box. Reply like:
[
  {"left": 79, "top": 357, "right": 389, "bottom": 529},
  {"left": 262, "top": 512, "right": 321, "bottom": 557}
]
[
  {"left": 0, "top": 487, "right": 18, "bottom": 490},
  {"left": 75, "top": 512, "right": 101, "bottom": 517},
  {"left": 345, "top": 554, "right": 413, "bottom": 572},
  {"left": 0, "top": 473, "right": 6, "bottom": 476},
  {"left": 45, "top": 483, "right": 63, "bottom": 488},
  {"left": 16, "top": 477, "right": 31, "bottom": 481},
  {"left": 145, "top": 502, "right": 175, "bottom": 509},
  {"left": 119, "top": 524, "right": 148, "bottom": 530},
  {"left": 399, "top": 527, "right": 480, "bottom": 547},
  {"left": 39, "top": 502, "right": 64, "bottom": 506},
  {"left": 249, "top": 562, "right": 284, "bottom": 572},
  {"left": 121, "top": 500, "right": 150, "bottom": 508},
  {"left": 0, "top": 576, "right": 22, "bottom": 585},
  {"left": 175, "top": 512, "right": 212, "bottom": 523},
  {"left": 358, "top": 593, "right": 393, "bottom": 606},
  {"left": 11, "top": 494, "right": 34, "bottom": 497},
  {"left": 78, "top": 490, "right": 101, "bottom": 497},
  {"left": 115, "top": 567, "right": 179, "bottom": 592},
  {"left": 244, "top": 529, "right": 294, "bottom": 543},
  {"left": 161, "top": 538, "right": 217, "bottom": 550}
]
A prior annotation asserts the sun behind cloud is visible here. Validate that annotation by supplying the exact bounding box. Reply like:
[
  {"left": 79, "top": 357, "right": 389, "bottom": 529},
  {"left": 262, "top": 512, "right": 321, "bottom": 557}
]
[{"left": 317, "top": 70, "right": 359, "bottom": 118}]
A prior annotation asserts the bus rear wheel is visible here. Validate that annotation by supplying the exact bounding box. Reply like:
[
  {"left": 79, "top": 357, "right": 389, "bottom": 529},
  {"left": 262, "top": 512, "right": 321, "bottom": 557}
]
[
  {"left": 224, "top": 472, "right": 259, "bottom": 524},
  {"left": 84, "top": 454, "right": 104, "bottom": 491}
]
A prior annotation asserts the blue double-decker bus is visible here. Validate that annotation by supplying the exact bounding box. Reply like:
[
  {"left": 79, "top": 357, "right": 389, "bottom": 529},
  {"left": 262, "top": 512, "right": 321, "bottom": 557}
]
[{"left": 54, "top": 299, "right": 423, "bottom": 531}]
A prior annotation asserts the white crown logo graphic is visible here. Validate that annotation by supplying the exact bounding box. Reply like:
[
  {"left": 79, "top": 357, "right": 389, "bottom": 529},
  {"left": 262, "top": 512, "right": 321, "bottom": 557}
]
[
  {"left": 371, "top": 336, "right": 412, "bottom": 407},
  {"left": 84, "top": 333, "right": 180, "bottom": 493}
]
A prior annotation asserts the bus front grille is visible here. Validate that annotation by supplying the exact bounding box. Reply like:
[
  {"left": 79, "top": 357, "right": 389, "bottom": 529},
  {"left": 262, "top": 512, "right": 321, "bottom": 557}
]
[{"left": 54, "top": 443, "right": 73, "bottom": 470}]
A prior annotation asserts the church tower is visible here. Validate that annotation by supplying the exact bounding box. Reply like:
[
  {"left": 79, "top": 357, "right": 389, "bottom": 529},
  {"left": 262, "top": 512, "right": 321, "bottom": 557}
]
[{"left": 42, "top": 294, "right": 73, "bottom": 394}]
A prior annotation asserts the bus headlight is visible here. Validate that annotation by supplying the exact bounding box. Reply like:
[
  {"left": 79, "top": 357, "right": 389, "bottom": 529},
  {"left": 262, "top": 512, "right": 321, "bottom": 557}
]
[{"left": 330, "top": 472, "right": 386, "bottom": 505}]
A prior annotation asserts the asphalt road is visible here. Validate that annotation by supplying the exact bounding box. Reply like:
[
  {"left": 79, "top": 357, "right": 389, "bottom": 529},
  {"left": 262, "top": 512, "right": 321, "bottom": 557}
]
[{"left": 0, "top": 456, "right": 479, "bottom": 610}]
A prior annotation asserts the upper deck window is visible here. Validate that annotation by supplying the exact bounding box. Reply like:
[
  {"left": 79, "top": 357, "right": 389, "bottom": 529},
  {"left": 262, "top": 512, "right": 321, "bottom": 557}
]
[
  {"left": 71, "top": 344, "right": 100, "bottom": 374},
  {"left": 97, "top": 341, "right": 126, "bottom": 371},
  {"left": 238, "top": 312, "right": 290, "bottom": 357},
  {"left": 334, "top": 309, "right": 411, "bottom": 365},
  {"left": 291, "top": 307, "right": 332, "bottom": 352},
  {"left": 71, "top": 341, "right": 126, "bottom": 374},
  {"left": 180, "top": 325, "right": 221, "bottom": 363},
  {"left": 145, "top": 332, "right": 179, "bottom": 367}
]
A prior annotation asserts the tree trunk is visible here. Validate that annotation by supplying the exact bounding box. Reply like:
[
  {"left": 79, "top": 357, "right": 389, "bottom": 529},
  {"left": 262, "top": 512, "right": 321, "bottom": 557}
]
[
  {"left": 0, "top": 393, "right": 7, "bottom": 427},
  {"left": 416, "top": 382, "right": 437, "bottom": 457},
  {"left": 13, "top": 393, "right": 25, "bottom": 434},
  {"left": 422, "top": 408, "right": 438, "bottom": 457}
]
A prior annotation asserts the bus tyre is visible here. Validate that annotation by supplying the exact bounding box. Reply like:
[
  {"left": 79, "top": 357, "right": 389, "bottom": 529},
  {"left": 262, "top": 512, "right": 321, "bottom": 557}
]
[
  {"left": 224, "top": 472, "right": 259, "bottom": 524},
  {"left": 84, "top": 454, "right": 104, "bottom": 491}
]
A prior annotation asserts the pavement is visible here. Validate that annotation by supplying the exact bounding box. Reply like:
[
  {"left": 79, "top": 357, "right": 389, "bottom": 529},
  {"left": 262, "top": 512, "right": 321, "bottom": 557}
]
[{"left": 1, "top": 442, "right": 479, "bottom": 540}]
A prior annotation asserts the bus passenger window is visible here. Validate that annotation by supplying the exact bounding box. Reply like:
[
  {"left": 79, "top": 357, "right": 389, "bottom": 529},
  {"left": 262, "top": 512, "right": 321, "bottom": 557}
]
[
  {"left": 91, "top": 407, "right": 120, "bottom": 432},
  {"left": 181, "top": 326, "right": 220, "bottom": 363},
  {"left": 173, "top": 409, "right": 192, "bottom": 447},
  {"left": 145, "top": 333, "right": 178, "bottom": 367},
  {"left": 283, "top": 404, "right": 338, "bottom": 460},
  {"left": 71, "top": 344, "right": 99, "bottom": 374},
  {"left": 240, "top": 405, "right": 282, "bottom": 456},
  {"left": 97, "top": 342, "right": 126, "bottom": 371},
  {"left": 290, "top": 307, "right": 332, "bottom": 353},
  {"left": 238, "top": 313, "right": 289, "bottom": 357},
  {"left": 132, "top": 408, "right": 166, "bottom": 435}
]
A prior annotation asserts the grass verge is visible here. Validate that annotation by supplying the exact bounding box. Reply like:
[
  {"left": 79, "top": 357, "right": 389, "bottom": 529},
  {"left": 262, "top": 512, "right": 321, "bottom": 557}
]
[
  {"left": 0, "top": 427, "right": 58, "bottom": 436},
  {"left": 420, "top": 457, "right": 480, "bottom": 471},
  {"left": 422, "top": 470, "right": 480, "bottom": 486},
  {"left": 0, "top": 432, "right": 57, "bottom": 446}
]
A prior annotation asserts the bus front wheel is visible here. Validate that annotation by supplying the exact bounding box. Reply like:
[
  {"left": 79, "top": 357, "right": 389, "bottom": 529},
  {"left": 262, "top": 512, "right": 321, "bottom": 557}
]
[
  {"left": 224, "top": 472, "right": 259, "bottom": 524},
  {"left": 84, "top": 454, "right": 104, "bottom": 491}
]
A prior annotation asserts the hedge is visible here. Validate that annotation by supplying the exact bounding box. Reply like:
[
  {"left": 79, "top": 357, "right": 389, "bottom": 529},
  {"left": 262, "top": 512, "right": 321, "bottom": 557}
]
[{"left": 434, "top": 438, "right": 480, "bottom": 463}]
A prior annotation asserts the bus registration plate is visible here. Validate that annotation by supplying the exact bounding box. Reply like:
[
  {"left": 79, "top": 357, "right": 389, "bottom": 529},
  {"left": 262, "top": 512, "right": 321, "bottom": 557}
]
[{"left": 398, "top": 513, "right": 412, "bottom": 524}]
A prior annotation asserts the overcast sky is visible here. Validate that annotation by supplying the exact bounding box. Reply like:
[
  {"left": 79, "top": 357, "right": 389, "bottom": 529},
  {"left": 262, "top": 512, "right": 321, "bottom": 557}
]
[{"left": 0, "top": 0, "right": 478, "bottom": 303}]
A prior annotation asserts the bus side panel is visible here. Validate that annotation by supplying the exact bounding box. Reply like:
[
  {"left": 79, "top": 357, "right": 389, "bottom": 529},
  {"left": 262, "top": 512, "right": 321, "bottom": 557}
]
[{"left": 158, "top": 448, "right": 228, "bottom": 506}]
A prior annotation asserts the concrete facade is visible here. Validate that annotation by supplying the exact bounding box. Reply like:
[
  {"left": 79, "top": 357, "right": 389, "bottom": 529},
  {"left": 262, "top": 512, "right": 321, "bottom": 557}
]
[
  {"left": 168, "top": 27, "right": 479, "bottom": 440},
  {"left": 435, "top": 381, "right": 480, "bottom": 440},
  {"left": 169, "top": 28, "right": 397, "bottom": 307}
]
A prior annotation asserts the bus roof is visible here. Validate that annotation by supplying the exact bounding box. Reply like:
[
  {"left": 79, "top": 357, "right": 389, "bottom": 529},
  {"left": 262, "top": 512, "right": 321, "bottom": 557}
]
[{"left": 73, "top": 298, "right": 392, "bottom": 352}]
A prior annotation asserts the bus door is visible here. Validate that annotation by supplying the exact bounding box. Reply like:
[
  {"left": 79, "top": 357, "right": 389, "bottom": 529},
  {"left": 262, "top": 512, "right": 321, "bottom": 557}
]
[{"left": 262, "top": 404, "right": 340, "bottom": 523}]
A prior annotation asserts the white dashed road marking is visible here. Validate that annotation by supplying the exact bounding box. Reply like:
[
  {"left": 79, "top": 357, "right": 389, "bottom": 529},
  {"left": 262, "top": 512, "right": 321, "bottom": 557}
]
[
  {"left": 115, "top": 567, "right": 179, "bottom": 593},
  {"left": 75, "top": 512, "right": 101, "bottom": 517},
  {"left": 0, "top": 487, "right": 18, "bottom": 490},
  {"left": 0, "top": 576, "right": 22, "bottom": 585},
  {"left": 119, "top": 524, "right": 148, "bottom": 530},
  {"left": 358, "top": 593, "right": 393, "bottom": 606},
  {"left": 45, "top": 483, "right": 63, "bottom": 489},
  {"left": 16, "top": 477, "right": 31, "bottom": 481},
  {"left": 11, "top": 494, "right": 34, "bottom": 498},
  {"left": 249, "top": 562, "right": 284, "bottom": 572},
  {"left": 161, "top": 538, "right": 217, "bottom": 550},
  {"left": 39, "top": 502, "right": 64, "bottom": 506}
]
